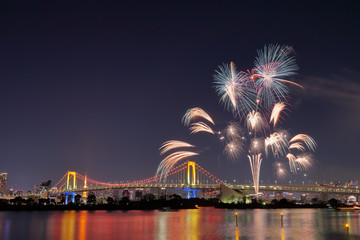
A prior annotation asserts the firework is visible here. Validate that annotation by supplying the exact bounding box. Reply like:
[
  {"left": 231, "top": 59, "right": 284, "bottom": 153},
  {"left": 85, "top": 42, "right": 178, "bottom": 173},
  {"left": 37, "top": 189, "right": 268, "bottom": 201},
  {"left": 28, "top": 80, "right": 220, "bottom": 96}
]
[
  {"left": 252, "top": 44, "right": 302, "bottom": 108},
  {"left": 212, "top": 45, "right": 316, "bottom": 196},
  {"left": 270, "top": 102, "right": 286, "bottom": 127},
  {"left": 248, "top": 153, "right": 262, "bottom": 195},
  {"left": 218, "top": 133, "right": 225, "bottom": 141},
  {"left": 247, "top": 110, "right": 263, "bottom": 132},
  {"left": 207, "top": 44, "right": 318, "bottom": 195},
  {"left": 214, "top": 62, "right": 256, "bottom": 116},
  {"left": 225, "top": 122, "right": 242, "bottom": 140},
  {"left": 156, "top": 151, "right": 199, "bottom": 181},
  {"left": 159, "top": 140, "right": 195, "bottom": 155},
  {"left": 224, "top": 140, "right": 244, "bottom": 161},
  {"left": 182, "top": 107, "right": 215, "bottom": 126},
  {"left": 274, "top": 161, "right": 287, "bottom": 179},
  {"left": 189, "top": 122, "right": 215, "bottom": 135},
  {"left": 157, "top": 45, "right": 316, "bottom": 195},
  {"left": 289, "top": 134, "right": 317, "bottom": 151},
  {"left": 249, "top": 138, "right": 264, "bottom": 154},
  {"left": 289, "top": 142, "right": 305, "bottom": 151},
  {"left": 295, "top": 154, "right": 314, "bottom": 171},
  {"left": 265, "top": 132, "right": 288, "bottom": 157},
  {"left": 286, "top": 153, "right": 297, "bottom": 173}
]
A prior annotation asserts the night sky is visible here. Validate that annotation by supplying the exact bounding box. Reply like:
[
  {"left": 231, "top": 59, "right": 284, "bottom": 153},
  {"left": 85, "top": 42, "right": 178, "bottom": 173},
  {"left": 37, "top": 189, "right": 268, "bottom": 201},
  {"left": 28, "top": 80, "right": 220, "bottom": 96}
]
[{"left": 1, "top": 1, "right": 360, "bottom": 191}]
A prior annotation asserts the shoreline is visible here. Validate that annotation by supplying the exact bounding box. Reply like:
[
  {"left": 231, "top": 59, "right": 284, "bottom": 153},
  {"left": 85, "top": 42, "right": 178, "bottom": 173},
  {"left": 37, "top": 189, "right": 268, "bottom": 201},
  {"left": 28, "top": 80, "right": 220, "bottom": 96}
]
[{"left": 0, "top": 200, "right": 330, "bottom": 211}]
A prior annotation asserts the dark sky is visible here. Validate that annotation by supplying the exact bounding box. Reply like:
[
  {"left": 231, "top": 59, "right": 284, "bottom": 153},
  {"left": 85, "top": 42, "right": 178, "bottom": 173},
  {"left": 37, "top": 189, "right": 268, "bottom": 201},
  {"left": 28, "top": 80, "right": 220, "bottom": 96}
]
[{"left": 1, "top": 1, "right": 360, "bottom": 191}]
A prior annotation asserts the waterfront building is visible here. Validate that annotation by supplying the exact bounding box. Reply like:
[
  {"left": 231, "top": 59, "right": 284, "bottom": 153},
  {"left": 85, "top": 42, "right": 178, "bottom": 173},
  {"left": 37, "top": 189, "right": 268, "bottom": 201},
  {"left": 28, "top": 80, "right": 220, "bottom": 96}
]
[
  {"left": 135, "top": 189, "right": 143, "bottom": 200},
  {"left": 0, "top": 173, "right": 7, "bottom": 196},
  {"left": 220, "top": 184, "right": 251, "bottom": 204}
]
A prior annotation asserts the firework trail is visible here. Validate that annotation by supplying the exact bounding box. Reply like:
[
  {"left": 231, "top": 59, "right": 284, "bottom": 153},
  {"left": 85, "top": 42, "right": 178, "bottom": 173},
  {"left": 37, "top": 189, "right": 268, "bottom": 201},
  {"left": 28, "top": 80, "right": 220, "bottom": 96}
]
[
  {"left": 182, "top": 107, "right": 215, "bottom": 126},
  {"left": 156, "top": 151, "right": 199, "bottom": 181},
  {"left": 248, "top": 154, "right": 263, "bottom": 194},
  {"left": 270, "top": 102, "right": 286, "bottom": 127},
  {"left": 289, "top": 142, "right": 305, "bottom": 151},
  {"left": 189, "top": 122, "right": 215, "bottom": 135},
  {"left": 156, "top": 108, "right": 216, "bottom": 181},
  {"left": 159, "top": 140, "right": 195, "bottom": 155},
  {"left": 289, "top": 134, "right": 317, "bottom": 151},
  {"left": 286, "top": 153, "right": 297, "bottom": 173},
  {"left": 213, "top": 62, "right": 256, "bottom": 116}
]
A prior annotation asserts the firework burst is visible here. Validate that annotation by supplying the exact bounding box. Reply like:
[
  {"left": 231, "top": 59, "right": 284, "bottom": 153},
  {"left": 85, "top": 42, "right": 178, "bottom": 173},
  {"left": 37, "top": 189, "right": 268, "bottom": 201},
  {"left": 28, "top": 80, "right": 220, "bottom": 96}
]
[
  {"left": 159, "top": 140, "right": 195, "bottom": 155},
  {"left": 156, "top": 151, "right": 199, "bottom": 181},
  {"left": 225, "top": 122, "right": 242, "bottom": 140},
  {"left": 270, "top": 102, "right": 287, "bottom": 127},
  {"left": 213, "top": 62, "right": 256, "bottom": 116},
  {"left": 265, "top": 132, "right": 289, "bottom": 157},
  {"left": 224, "top": 140, "right": 244, "bottom": 162},
  {"left": 252, "top": 44, "right": 302, "bottom": 109},
  {"left": 286, "top": 153, "right": 297, "bottom": 173},
  {"left": 289, "top": 142, "right": 305, "bottom": 151},
  {"left": 182, "top": 107, "right": 215, "bottom": 126},
  {"left": 295, "top": 154, "right": 314, "bottom": 171},
  {"left": 189, "top": 122, "right": 215, "bottom": 135},
  {"left": 247, "top": 110, "right": 263, "bottom": 132},
  {"left": 274, "top": 161, "right": 287, "bottom": 179},
  {"left": 289, "top": 134, "right": 317, "bottom": 151}
]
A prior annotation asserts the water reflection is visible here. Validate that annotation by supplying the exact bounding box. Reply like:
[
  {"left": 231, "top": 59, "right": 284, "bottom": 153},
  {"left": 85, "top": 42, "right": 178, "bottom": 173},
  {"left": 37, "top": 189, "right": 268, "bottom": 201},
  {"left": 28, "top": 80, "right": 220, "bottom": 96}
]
[
  {"left": 281, "top": 227, "right": 285, "bottom": 240},
  {"left": 61, "top": 211, "right": 75, "bottom": 240},
  {"left": 78, "top": 211, "right": 87, "bottom": 240},
  {"left": 0, "top": 208, "right": 359, "bottom": 239},
  {"left": 235, "top": 227, "right": 240, "bottom": 240}
]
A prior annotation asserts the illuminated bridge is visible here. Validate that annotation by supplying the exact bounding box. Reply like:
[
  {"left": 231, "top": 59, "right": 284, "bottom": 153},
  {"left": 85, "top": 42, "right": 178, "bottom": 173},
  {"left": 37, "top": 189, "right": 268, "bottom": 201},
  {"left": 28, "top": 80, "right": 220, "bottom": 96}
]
[
  {"left": 42, "top": 161, "right": 360, "bottom": 202},
  {"left": 10, "top": 161, "right": 359, "bottom": 202}
]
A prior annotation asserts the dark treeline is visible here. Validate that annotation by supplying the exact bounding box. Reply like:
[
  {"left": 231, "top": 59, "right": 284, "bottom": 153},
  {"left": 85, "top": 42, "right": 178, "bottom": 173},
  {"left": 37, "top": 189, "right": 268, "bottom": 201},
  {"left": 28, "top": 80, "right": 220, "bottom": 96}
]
[
  {"left": 0, "top": 194, "right": 340, "bottom": 211},
  {"left": 217, "top": 198, "right": 332, "bottom": 209},
  {"left": 0, "top": 193, "right": 217, "bottom": 211}
]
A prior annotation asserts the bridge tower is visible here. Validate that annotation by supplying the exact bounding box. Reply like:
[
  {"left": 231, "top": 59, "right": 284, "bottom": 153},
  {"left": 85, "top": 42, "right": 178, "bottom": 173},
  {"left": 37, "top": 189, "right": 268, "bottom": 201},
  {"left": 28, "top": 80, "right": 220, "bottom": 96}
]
[
  {"left": 185, "top": 161, "right": 198, "bottom": 199},
  {"left": 187, "top": 161, "right": 196, "bottom": 186},
  {"left": 83, "top": 173, "right": 87, "bottom": 198},
  {"left": 65, "top": 171, "right": 77, "bottom": 204},
  {"left": 66, "top": 171, "right": 77, "bottom": 190}
]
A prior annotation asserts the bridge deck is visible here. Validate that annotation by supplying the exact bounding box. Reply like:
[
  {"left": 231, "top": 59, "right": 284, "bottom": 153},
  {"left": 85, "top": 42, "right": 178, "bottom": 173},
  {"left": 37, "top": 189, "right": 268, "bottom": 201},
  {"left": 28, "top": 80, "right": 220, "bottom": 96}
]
[{"left": 48, "top": 184, "right": 360, "bottom": 195}]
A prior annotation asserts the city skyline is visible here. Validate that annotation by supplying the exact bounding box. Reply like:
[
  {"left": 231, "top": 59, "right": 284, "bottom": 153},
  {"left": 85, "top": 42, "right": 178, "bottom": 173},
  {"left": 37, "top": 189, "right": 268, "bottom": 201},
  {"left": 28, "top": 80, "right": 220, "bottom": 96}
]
[{"left": 1, "top": 1, "right": 360, "bottom": 191}]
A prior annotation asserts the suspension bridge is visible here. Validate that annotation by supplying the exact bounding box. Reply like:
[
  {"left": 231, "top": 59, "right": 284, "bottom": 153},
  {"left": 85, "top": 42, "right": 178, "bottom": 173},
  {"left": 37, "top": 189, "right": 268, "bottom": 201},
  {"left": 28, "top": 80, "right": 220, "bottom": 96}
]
[
  {"left": 49, "top": 161, "right": 223, "bottom": 202},
  {"left": 9, "top": 161, "right": 360, "bottom": 203},
  {"left": 39, "top": 161, "right": 360, "bottom": 203}
]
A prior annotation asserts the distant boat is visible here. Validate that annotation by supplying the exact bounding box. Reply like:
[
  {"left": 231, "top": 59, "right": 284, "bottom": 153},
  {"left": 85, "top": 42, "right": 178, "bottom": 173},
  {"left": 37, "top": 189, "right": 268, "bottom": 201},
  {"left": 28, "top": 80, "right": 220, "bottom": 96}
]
[{"left": 336, "top": 206, "right": 360, "bottom": 211}]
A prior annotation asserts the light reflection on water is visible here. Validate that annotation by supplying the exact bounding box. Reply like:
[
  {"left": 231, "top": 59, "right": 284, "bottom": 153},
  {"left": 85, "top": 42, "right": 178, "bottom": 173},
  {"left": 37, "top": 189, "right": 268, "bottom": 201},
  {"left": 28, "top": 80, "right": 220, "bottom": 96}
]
[{"left": 0, "top": 208, "right": 359, "bottom": 240}]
